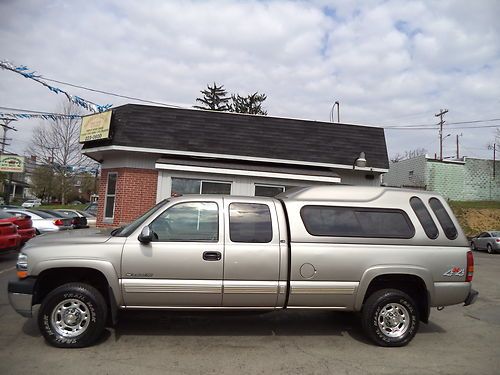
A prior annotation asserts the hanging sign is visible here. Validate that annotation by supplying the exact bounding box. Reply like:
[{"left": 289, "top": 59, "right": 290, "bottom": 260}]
[
  {"left": 79, "top": 110, "right": 112, "bottom": 142},
  {"left": 0, "top": 155, "right": 25, "bottom": 173}
]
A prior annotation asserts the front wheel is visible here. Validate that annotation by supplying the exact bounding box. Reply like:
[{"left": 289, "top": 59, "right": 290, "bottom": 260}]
[
  {"left": 362, "top": 289, "right": 419, "bottom": 347},
  {"left": 487, "top": 244, "right": 495, "bottom": 254},
  {"left": 38, "top": 283, "right": 107, "bottom": 348},
  {"left": 471, "top": 242, "right": 477, "bottom": 251}
]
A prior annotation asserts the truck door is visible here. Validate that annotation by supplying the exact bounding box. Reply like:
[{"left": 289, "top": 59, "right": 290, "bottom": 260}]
[
  {"left": 222, "top": 198, "right": 283, "bottom": 308},
  {"left": 121, "top": 199, "right": 224, "bottom": 307}
]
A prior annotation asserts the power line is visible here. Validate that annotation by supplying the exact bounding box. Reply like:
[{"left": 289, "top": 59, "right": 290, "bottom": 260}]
[
  {"left": 40, "top": 76, "right": 184, "bottom": 108},
  {"left": 0, "top": 106, "right": 79, "bottom": 117},
  {"left": 385, "top": 124, "right": 499, "bottom": 130}
]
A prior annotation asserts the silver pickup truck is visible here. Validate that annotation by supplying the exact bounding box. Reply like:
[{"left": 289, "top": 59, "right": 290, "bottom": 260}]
[{"left": 8, "top": 185, "right": 478, "bottom": 348}]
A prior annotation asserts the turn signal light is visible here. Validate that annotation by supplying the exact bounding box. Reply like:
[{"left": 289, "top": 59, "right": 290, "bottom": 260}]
[
  {"left": 466, "top": 251, "right": 474, "bottom": 282},
  {"left": 17, "top": 270, "right": 28, "bottom": 279}
]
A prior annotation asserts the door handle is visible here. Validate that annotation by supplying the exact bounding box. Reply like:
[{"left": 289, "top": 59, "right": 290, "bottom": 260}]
[{"left": 203, "top": 251, "right": 221, "bottom": 261}]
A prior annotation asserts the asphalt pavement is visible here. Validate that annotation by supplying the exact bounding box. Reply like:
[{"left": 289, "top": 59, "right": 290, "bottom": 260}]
[{"left": 0, "top": 250, "right": 499, "bottom": 375}]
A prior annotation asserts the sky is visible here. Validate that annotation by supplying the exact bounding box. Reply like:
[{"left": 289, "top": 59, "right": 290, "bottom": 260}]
[{"left": 0, "top": 0, "right": 499, "bottom": 162}]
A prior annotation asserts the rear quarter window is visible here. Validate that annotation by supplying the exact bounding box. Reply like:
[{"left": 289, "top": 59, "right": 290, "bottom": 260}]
[
  {"left": 428, "top": 198, "right": 458, "bottom": 240},
  {"left": 300, "top": 206, "right": 415, "bottom": 239},
  {"left": 409, "top": 197, "right": 439, "bottom": 239}
]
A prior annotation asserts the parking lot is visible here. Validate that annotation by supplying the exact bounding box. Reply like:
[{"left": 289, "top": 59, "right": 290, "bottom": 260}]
[{"left": 0, "top": 250, "right": 499, "bottom": 375}]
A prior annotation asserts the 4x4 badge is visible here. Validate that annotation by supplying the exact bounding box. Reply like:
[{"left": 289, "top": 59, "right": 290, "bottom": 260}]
[{"left": 443, "top": 267, "right": 465, "bottom": 277}]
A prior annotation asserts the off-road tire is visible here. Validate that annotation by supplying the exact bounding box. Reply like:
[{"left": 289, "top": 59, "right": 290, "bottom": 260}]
[
  {"left": 362, "top": 288, "right": 419, "bottom": 347},
  {"left": 38, "top": 282, "right": 107, "bottom": 348}
]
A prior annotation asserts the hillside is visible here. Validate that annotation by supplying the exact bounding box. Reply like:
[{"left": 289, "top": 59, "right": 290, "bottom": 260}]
[{"left": 449, "top": 201, "right": 500, "bottom": 237}]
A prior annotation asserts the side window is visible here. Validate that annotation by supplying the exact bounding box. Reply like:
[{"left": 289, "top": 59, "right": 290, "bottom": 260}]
[
  {"left": 229, "top": 203, "right": 273, "bottom": 243},
  {"left": 300, "top": 206, "right": 415, "bottom": 239},
  {"left": 428, "top": 198, "right": 458, "bottom": 240},
  {"left": 150, "top": 202, "right": 218, "bottom": 242},
  {"left": 104, "top": 172, "right": 117, "bottom": 219},
  {"left": 409, "top": 197, "right": 439, "bottom": 239}
]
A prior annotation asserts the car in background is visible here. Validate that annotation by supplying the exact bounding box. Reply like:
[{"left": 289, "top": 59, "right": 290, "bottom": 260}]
[
  {"left": 0, "top": 210, "right": 36, "bottom": 245},
  {"left": 84, "top": 202, "right": 98, "bottom": 216},
  {"left": 55, "top": 209, "right": 95, "bottom": 227},
  {"left": 471, "top": 231, "right": 500, "bottom": 254},
  {"left": 6, "top": 209, "right": 73, "bottom": 234},
  {"left": 0, "top": 220, "right": 20, "bottom": 253},
  {"left": 37, "top": 209, "right": 88, "bottom": 229},
  {"left": 21, "top": 199, "right": 41, "bottom": 208}
]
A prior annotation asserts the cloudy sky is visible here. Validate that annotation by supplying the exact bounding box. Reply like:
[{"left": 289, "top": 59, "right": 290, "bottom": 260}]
[{"left": 1, "top": 0, "right": 499, "bottom": 161}]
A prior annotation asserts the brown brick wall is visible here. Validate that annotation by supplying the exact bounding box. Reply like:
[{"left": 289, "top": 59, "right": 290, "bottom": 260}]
[{"left": 96, "top": 168, "right": 158, "bottom": 227}]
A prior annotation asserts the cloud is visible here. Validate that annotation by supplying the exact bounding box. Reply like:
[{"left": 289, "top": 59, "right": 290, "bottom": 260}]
[{"left": 0, "top": 0, "right": 499, "bottom": 161}]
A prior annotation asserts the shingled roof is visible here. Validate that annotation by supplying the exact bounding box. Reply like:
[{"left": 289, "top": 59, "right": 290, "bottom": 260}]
[{"left": 83, "top": 104, "right": 389, "bottom": 170}]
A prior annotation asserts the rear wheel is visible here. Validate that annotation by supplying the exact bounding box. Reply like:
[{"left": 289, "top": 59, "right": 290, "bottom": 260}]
[
  {"left": 470, "top": 242, "right": 477, "bottom": 251},
  {"left": 487, "top": 244, "right": 495, "bottom": 254},
  {"left": 362, "top": 289, "right": 419, "bottom": 347},
  {"left": 38, "top": 282, "right": 107, "bottom": 348}
]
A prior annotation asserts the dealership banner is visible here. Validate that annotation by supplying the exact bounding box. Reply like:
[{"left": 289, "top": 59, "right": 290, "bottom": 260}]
[
  {"left": 0, "top": 155, "right": 25, "bottom": 173},
  {"left": 79, "top": 110, "right": 112, "bottom": 142}
]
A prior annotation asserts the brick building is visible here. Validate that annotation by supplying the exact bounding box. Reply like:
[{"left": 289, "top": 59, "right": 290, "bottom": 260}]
[
  {"left": 384, "top": 155, "right": 500, "bottom": 201},
  {"left": 82, "top": 104, "right": 389, "bottom": 227}
]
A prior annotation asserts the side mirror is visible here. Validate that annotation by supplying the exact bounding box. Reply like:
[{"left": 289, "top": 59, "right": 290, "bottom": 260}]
[{"left": 138, "top": 226, "right": 153, "bottom": 244}]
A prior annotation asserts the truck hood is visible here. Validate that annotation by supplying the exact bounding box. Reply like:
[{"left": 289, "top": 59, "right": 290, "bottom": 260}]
[{"left": 24, "top": 227, "right": 114, "bottom": 247}]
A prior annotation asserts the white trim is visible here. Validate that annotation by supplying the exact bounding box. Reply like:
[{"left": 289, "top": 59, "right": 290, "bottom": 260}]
[
  {"left": 83, "top": 145, "right": 388, "bottom": 172},
  {"left": 155, "top": 162, "right": 342, "bottom": 183}
]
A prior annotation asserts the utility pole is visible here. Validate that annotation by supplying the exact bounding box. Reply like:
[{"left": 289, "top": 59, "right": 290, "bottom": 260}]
[
  {"left": 435, "top": 109, "right": 448, "bottom": 161},
  {"left": 456, "top": 133, "right": 462, "bottom": 160}
]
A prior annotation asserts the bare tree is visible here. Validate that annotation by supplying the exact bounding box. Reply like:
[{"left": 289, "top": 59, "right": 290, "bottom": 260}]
[
  {"left": 27, "top": 102, "right": 95, "bottom": 204},
  {"left": 390, "top": 148, "right": 427, "bottom": 163}
]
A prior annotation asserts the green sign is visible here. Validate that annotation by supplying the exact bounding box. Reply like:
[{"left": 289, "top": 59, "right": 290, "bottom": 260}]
[{"left": 0, "top": 155, "right": 25, "bottom": 173}]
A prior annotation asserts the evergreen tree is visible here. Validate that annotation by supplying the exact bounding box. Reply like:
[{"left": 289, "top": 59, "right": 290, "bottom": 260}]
[
  {"left": 230, "top": 92, "right": 267, "bottom": 115},
  {"left": 194, "top": 82, "right": 231, "bottom": 111}
]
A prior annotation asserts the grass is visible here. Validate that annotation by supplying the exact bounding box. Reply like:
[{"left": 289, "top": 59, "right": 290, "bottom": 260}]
[{"left": 38, "top": 204, "right": 88, "bottom": 210}]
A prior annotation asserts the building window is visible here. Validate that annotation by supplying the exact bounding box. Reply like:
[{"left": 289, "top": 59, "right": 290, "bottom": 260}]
[
  {"left": 104, "top": 172, "right": 117, "bottom": 219},
  {"left": 171, "top": 178, "right": 231, "bottom": 196},
  {"left": 151, "top": 202, "right": 219, "bottom": 242},
  {"left": 300, "top": 206, "right": 415, "bottom": 239},
  {"left": 229, "top": 203, "right": 273, "bottom": 243}
]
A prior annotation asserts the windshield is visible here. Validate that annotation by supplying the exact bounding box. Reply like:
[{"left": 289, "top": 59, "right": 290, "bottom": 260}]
[
  {"left": 492, "top": 231, "right": 500, "bottom": 237},
  {"left": 112, "top": 199, "right": 169, "bottom": 237}
]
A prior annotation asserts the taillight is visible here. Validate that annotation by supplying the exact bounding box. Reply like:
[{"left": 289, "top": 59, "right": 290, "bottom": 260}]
[
  {"left": 466, "top": 250, "right": 474, "bottom": 282},
  {"left": 71, "top": 218, "right": 77, "bottom": 225},
  {"left": 53, "top": 219, "right": 64, "bottom": 226},
  {"left": 496, "top": 238, "right": 500, "bottom": 243}
]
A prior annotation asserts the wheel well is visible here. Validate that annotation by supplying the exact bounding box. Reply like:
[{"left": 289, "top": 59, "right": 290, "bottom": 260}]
[
  {"left": 363, "top": 274, "right": 430, "bottom": 323},
  {"left": 33, "top": 267, "right": 111, "bottom": 310}
]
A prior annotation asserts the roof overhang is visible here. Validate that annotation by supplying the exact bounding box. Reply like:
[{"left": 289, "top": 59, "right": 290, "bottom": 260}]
[{"left": 83, "top": 145, "right": 388, "bottom": 173}]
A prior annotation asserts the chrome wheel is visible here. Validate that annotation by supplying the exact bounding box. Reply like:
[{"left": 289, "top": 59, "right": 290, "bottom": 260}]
[
  {"left": 377, "top": 302, "right": 410, "bottom": 338},
  {"left": 51, "top": 298, "right": 90, "bottom": 337}
]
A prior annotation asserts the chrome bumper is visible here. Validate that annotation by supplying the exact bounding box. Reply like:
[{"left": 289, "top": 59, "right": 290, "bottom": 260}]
[
  {"left": 7, "top": 278, "right": 36, "bottom": 318},
  {"left": 464, "top": 288, "right": 478, "bottom": 306}
]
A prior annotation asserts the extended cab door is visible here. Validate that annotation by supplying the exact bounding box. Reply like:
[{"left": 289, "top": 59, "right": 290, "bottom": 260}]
[
  {"left": 121, "top": 198, "right": 224, "bottom": 307},
  {"left": 221, "top": 197, "right": 285, "bottom": 308}
]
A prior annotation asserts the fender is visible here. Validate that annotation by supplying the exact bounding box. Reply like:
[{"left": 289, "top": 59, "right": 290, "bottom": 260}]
[
  {"left": 33, "top": 259, "right": 122, "bottom": 306},
  {"left": 354, "top": 265, "right": 434, "bottom": 311}
]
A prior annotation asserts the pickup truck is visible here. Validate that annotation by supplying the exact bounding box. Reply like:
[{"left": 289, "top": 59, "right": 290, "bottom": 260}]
[{"left": 8, "top": 185, "right": 478, "bottom": 348}]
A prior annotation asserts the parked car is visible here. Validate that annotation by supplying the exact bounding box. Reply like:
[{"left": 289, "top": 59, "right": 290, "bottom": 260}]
[
  {"left": 21, "top": 199, "right": 41, "bottom": 208},
  {"left": 8, "top": 185, "right": 477, "bottom": 348},
  {"left": 0, "top": 220, "right": 20, "bottom": 253},
  {"left": 84, "top": 202, "right": 98, "bottom": 216},
  {"left": 52, "top": 209, "right": 90, "bottom": 229},
  {"left": 6, "top": 209, "right": 73, "bottom": 234},
  {"left": 470, "top": 231, "right": 500, "bottom": 254},
  {"left": 0, "top": 210, "right": 36, "bottom": 244}
]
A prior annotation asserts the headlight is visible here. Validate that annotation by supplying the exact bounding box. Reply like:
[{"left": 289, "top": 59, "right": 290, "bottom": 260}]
[{"left": 16, "top": 253, "right": 28, "bottom": 279}]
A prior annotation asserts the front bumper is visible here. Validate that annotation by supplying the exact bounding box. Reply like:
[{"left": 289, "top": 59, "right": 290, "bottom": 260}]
[
  {"left": 7, "top": 278, "right": 36, "bottom": 318},
  {"left": 464, "top": 288, "right": 479, "bottom": 306}
]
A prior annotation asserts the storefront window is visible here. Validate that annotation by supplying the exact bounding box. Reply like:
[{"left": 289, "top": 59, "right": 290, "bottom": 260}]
[
  {"left": 171, "top": 178, "right": 231, "bottom": 196},
  {"left": 104, "top": 172, "right": 117, "bottom": 219}
]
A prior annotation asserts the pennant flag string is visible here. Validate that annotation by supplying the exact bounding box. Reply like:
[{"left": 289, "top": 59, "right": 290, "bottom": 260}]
[
  {"left": 0, "top": 60, "right": 112, "bottom": 113},
  {"left": 0, "top": 112, "right": 81, "bottom": 121}
]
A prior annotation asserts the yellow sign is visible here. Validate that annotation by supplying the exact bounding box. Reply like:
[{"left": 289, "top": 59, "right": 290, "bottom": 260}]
[
  {"left": 79, "top": 110, "right": 112, "bottom": 142},
  {"left": 0, "top": 155, "right": 25, "bottom": 173}
]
